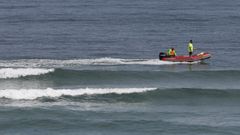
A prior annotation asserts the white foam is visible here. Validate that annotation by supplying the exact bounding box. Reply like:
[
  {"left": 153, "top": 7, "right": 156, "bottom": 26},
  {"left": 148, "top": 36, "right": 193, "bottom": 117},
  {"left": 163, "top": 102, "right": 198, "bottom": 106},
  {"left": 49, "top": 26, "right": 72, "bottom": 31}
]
[
  {"left": 0, "top": 58, "right": 194, "bottom": 68},
  {"left": 0, "top": 87, "right": 157, "bottom": 100},
  {"left": 0, "top": 68, "right": 55, "bottom": 79}
]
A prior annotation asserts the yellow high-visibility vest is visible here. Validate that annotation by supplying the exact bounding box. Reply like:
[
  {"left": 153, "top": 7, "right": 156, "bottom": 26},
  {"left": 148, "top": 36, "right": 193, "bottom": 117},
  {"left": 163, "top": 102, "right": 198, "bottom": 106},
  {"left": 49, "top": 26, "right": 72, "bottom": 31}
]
[
  {"left": 168, "top": 49, "right": 176, "bottom": 56},
  {"left": 188, "top": 43, "right": 193, "bottom": 52}
]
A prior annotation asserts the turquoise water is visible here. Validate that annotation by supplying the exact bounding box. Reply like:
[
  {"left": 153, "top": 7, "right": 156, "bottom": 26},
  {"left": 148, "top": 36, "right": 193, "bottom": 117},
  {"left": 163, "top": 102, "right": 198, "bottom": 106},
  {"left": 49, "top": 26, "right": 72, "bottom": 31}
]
[{"left": 0, "top": 0, "right": 240, "bottom": 134}]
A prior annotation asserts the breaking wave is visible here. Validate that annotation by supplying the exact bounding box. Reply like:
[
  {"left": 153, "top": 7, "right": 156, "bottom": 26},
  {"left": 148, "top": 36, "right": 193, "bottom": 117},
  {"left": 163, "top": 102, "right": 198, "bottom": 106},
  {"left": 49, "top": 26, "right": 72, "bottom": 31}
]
[
  {"left": 0, "top": 87, "right": 156, "bottom": 100},
  {"left": 1, "top": 87, "right": 240, "bottom": 102},
  {"left": 0, "top": 68, "right": 55, "bottom": 79}
]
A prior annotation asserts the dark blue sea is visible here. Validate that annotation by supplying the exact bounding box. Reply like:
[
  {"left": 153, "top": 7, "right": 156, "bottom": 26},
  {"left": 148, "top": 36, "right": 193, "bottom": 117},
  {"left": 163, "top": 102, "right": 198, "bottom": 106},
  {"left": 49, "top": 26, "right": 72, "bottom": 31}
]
[{"left": 0, "top": 0, "right": 240, "bottom": 134}]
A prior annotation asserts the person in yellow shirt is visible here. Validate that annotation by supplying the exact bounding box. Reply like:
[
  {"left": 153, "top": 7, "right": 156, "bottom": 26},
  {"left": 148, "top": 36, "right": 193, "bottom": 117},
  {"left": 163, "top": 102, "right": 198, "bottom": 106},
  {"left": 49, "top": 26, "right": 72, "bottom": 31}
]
[
  {"left": 188, "top": 40, "right": 194, "bottom": 56},
  {"left": 167, "top": 48, "right": 176, "bottom": 57}
]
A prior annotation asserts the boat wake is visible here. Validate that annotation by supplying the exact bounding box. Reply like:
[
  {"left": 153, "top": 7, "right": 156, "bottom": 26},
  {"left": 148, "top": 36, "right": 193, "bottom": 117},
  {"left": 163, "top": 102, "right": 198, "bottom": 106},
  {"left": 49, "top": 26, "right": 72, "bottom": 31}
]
[{"left": 0, "top": 58, "right": 198, "bottom": 68}]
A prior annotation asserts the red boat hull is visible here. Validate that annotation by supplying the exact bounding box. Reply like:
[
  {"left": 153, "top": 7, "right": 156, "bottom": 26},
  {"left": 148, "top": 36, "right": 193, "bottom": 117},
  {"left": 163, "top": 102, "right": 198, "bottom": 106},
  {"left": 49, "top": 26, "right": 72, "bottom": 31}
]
[{"left": 161, "top": 52, "right": 211, "bottom": 62}]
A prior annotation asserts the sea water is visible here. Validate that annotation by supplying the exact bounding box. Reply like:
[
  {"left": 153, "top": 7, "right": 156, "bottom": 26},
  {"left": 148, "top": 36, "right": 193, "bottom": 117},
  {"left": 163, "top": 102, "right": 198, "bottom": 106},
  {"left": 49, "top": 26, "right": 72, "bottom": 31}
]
[{"left": 0, "top": 0, "right": 240, "bottom": 134}]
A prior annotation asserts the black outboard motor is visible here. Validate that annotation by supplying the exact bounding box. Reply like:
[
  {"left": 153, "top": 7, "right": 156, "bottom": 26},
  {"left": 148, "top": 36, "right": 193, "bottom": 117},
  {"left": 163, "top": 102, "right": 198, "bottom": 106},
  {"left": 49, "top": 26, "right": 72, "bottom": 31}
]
[{"left": 159, "top": 52, "right": 166, "bottom": 60}]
